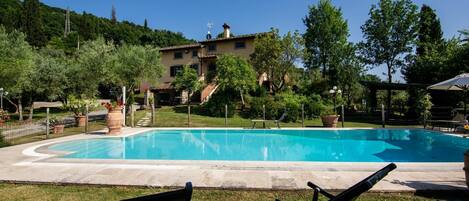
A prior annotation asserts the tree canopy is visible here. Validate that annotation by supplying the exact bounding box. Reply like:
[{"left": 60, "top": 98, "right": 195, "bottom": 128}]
[{"left": 303, "top": 0, "right": 349, "bottom": 78}]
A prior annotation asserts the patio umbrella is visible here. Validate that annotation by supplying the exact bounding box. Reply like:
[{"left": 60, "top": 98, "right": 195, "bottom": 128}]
[{"left": 427, "top": 73, "right": 469, "bottom": 116}]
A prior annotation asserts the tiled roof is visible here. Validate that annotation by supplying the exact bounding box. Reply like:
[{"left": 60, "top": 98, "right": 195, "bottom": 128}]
[
  {"left": 199, "top": 32, "right": 268, "bottom": 43},
  {"left": 158, "top": 32, "right": 269, "bottom": 51},
  {"left": 159, "top": 43, "right": 201, "bottom": 51}
]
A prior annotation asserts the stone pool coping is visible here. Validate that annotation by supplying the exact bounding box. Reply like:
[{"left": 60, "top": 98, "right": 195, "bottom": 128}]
[{"left": 0, "top": 127, "right": 467, "bottom": 192}]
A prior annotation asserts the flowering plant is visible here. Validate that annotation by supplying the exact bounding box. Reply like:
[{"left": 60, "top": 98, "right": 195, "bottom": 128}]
[
  {"left": 0, "top": 109, "right": 10, "bottom": 121},
  {"left": 63, "top": 95, "right": 99, "bottom": 117},
  {"left": 102, "top": 99, "right": 124, "bottom": 112},
  {"left": 464, "top": 124, "right": 469, "bottom": 131}
]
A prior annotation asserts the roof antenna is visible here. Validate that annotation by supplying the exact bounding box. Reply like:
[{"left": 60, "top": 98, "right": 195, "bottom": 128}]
[{"left": 206, "top": 22, "right": 213, "bottom": 40}]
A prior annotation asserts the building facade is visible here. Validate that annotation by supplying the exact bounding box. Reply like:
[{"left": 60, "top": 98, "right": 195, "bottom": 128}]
[{"left": 154, "top": 24, "right": 262, "bottom": 105}]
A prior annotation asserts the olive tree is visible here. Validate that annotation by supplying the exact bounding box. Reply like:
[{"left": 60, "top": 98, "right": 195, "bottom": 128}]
[{"left": 0, "top": 27, "right": 34, "bottom": 120}]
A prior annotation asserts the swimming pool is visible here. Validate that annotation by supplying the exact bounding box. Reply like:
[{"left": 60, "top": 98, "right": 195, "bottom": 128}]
[{"left": 47, "top": 129, "right": 469, "bottom": 162}]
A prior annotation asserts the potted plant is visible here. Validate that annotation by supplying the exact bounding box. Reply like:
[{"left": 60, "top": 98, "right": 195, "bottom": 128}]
[
  {"left": 102, "top": 100, "right": 124, "bottom": 135},
  {"left": 63, "top": 95, "right": 97, "bottom": 127},
  {"left": 0, "top": 109, "right": 10, "bottom": 126},
  {"left": 50, "top": 117, "right": 65, "bottom": 134},
  {"left": 321, "top": 107, "right": 340, "bottom": 128}
]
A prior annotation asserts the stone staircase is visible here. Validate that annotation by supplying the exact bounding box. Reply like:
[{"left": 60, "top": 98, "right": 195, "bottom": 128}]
[{"left": 200, "top": 83, "right": 219, "bottom": 104}]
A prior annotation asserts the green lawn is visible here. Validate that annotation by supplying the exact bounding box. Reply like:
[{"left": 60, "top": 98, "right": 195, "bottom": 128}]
[
  {"left": 0, "top": 183, "right": 450, "bottom": 201},
  {"left": 152, "top": 106, "right": 420, "bottom": 128}
]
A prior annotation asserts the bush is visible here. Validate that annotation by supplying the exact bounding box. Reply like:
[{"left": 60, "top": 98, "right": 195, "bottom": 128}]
[
  {"left": 303, "top": 94, "right": 327, "bottom": 118},
  {"left": 202, "top": 89, "right": 237, "bottom": 117},
  {"left": 245, "top": 91, "right": 327, "bottom": 123}
]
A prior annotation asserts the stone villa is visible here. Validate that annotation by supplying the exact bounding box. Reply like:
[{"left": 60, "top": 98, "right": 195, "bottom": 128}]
[{"left": 150, "top": 23, "right": 264, "bottom": 105}]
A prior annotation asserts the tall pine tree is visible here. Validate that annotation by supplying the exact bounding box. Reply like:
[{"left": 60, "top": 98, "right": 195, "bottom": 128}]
[
  {"left": 416, "top": 4, "right": 443, "bottom": 56},
  {"left": 22, "top": 0, "right": 47, "bottom": 47}
]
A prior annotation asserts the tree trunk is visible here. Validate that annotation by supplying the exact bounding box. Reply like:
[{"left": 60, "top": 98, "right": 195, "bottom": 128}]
[
  {"left": 18, "top": 98, "right": 23, "bottom": 121},
  {"left": 240, "top": 90, "right": 245, "bottom": 106},
  {"left": 387, "top": 66, "right": 392, "bottom": 120}
]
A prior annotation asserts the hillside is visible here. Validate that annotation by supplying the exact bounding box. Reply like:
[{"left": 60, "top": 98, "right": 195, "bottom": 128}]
[{"left": 0, "top": 0, "right": 194, "bottom": 48}]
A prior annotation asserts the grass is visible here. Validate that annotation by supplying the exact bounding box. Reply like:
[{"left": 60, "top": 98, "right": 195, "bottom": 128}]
[
  {"left": 0, "top": 183, "right": 451, "bottom": 201},
  {"left": 4, "top": 121, "right": 107, "bottom": 146},
  {"left": 152, "top": 106, "right": 420, "bottom": 128}
]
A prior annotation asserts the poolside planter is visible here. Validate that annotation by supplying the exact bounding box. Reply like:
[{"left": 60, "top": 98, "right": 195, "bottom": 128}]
[
  {"left": 53, "top": 124, "right": 65, "bottom": 134},
  {"left": 107, "top": 110, "right": 123, "bottom": 135},
  {"left": 465, "top": 150, "right": 469, "bottom": 188},
  {"left": 321, "top": 115, "right": 339, "bottom": 128},
  {"left": 75, "top": 115, "right": 86, "bottom": 127}
]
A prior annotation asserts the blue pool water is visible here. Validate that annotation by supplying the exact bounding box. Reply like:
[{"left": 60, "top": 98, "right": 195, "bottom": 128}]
[{"left": 48, "top": 129, "right": 469, "bottom": 162}]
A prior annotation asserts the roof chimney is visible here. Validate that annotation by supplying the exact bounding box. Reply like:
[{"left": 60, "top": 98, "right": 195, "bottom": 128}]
[
  {"left": 206, "top": 31, "right": 212, "bottom": 40},
  {"left": 222, "top": 23, "right": 231, "bottom": 38}
]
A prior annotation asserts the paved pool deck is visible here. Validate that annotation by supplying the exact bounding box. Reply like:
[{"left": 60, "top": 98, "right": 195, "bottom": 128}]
[{"left": 0, "top": 127, "right": 467, "bottom": 192}]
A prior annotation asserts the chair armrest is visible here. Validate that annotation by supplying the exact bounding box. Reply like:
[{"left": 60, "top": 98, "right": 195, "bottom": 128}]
[{"left": 307, "top": 181, "right": 335, "bottom": 199}]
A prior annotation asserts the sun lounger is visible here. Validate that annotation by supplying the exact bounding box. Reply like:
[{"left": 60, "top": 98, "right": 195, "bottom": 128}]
[
  {"left": 251, "top": 112, "right": 287, "bottom": 129},
  {"left": 275, "top": 163, "right": 396, "bottom": 201},
  {"left": 427, "top": 113, "right": 468, "bottom": 132},
  {"left": 122, "top": 182, "right": 192, "bottom": 201}
]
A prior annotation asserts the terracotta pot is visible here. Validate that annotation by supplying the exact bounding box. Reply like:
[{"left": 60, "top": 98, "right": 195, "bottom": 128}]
[
  {"left": 53, "top": 124, "right": 65, "bottom": 134},
  {"left": 75, "top": 115, "right": 86, "bottom": 127},
  {"left": 321, "top": 115, "right": 339, "bottom": 128},
  {"left": 464, "top": 150, "right": 469, "bottom": 188},
  {"left": 0, "top": 119, "right": 4, "bottom": 127},
  {"left": 107, "top": 110, "right": 123, "bottom": 135}
]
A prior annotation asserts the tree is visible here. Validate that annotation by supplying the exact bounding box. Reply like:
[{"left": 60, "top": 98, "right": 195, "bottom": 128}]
[
  {"left": 112, "top": 44, "right": 164, "bottom": 101},
  {"left": 172, "top": 66, "right": 202, "bottom": 106},
  {"left": 30, "top": 48, "right": 68, "bottom": 101},
  {"left": 68, "top": 37, "right": 116, "bottom": 99},
  {"left": 250, "top": 29, "right": 303, "bottom": 93},
  {"left": 0, "top": 27, "right": 35, "bottom": 120},
  {"left": 111, "top": 5, "right": 117, "bottom": 24},
  {"left": 416, "top": 4, "right": 443, "bottom": 56},
  {"left": 216, "top": 54, "right": 256, "bottom": 105},
  {"left": 303, "top": 0, "right": 349, "bottom": 78},
  {"left": 144, "top": 19, "right": 148, "bottom": 29},
  {"left": 22, "top": 0, "right": 47, "bottom": 47},
  {"left": 359, "top": 0, "right": 418, "bottom": 117}
]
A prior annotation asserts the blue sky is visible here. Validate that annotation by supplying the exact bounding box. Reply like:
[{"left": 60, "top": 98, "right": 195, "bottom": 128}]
[{"left": 41, "top": 0, "right": 469, "bottom": 81}]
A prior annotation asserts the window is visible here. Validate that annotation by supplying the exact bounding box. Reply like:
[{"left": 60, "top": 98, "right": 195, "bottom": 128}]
[
  {"left": 192, "top": 50, "right": 198, "bottom": 57},
  {"left": 208, "top": 44, "right": 217, "bottom": 52},
  {"left": 174, "top": 52, "right": 183, "bottom": 59},
  {"left": 170, "top": 65, "right": 183, "bottom": 77},
  {"left": 190, "top": 64, "right": 199, "bottom": 74},
  {"left": 234, "top": 41, "right": 246, "bottom": 49}
]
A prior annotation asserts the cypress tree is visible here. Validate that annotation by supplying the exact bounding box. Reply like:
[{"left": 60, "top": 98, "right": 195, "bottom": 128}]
[
  {"left": 111, "top": 5, "right": 117, "bottom": 24},
  {"left": 416, "top": 4, "right": 443, "bottom": 56},
  {"left": 144, "top": 19, "right": 148, "bottom": 29},
  {"left": 22, "top": 0, "right": 47, "bottom": 47}
]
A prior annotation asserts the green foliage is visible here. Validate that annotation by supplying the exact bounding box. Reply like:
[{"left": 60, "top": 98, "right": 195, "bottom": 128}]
[
  {"left": 359, "top": 0, "right": 418, "bottom": 83},
  {"left": 0, "top": 26, "right": 34, "bottom": 99},
  {"left": 29, "top": 48, "right": 68, "bottom": 101},
  {"left": 68, "top": 37, "right": 116, "bottom": 98},
  {"left": 416, "top": 4, "right": 443, "bottom": 56},
  {"left": 246, "top": 92, "right": 326, "bottom": 122},
  {"left": 303, "top": 0, "right": 349, "bottom": 78},
  {"left": 202, "top": 89, "right": 237, "bottom": 117},
  {"left": 172, "top": 66, "right": 202, "bottom": 104},
  {"left": 113, "top": 44, "right": 164, "bottom": 90},
  {"left": 62, "top": 95, "right": 99, "bottom": 117},
  {"left": 22, "top": 0, "right": 47, "bottom": 47},
  {"left": 216, "top": 54, "right": 256, "bottom": 93},
  {"left": 250, "top": 29, "right": 303, "bottom": 93},
  {"left": 0, "top": 0, "right": 193, "bottom": 48},
  {"left": 415, "top": 91, "right": 432, "bottom": 123}
]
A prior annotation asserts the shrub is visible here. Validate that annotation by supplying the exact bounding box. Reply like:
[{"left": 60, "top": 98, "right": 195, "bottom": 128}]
[
  {"left": 202, "top": 89, "right": 237, "bottom": 117},
  {"left": 303, "top": 94, "right": 327, "bottom": 118}
]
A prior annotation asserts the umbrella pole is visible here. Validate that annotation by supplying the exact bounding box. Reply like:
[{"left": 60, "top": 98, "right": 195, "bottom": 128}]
[{"left": 465, "top": 88, "right": 467, "bottom": 118}]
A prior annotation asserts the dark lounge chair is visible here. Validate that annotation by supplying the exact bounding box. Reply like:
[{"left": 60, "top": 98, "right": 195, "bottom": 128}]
[
  {"left": 306, "top": 163, "right": 396, "bottom": 201},
  {"left": 122, "top": 182, "right": 193, "bottom": 201},
  {"left": 251, "top": 112, "right": 287, "bottom": 129}
]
